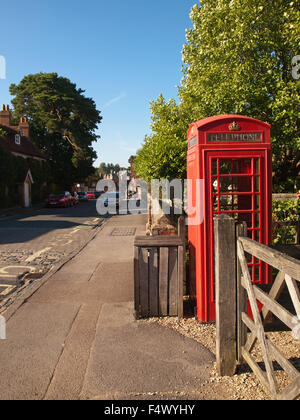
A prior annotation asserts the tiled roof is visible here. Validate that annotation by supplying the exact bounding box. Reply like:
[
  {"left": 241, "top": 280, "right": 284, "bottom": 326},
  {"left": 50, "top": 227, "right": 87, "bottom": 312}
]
[{"left": 0, "top": 124, "right": 46, "bottom": 160}]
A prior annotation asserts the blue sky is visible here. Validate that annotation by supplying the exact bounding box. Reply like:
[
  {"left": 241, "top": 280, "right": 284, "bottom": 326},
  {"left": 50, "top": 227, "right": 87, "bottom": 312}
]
[{"left": 0, "top": 0, "right": 196, "bottom": 168}]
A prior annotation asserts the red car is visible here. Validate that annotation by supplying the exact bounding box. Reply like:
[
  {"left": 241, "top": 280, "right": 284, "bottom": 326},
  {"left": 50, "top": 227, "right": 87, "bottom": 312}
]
[
  {"left": 46, "top": 191, "right": 73, "bottom": 208},
  {"left": 87, "top": 191, "right": 96, "bottom": 200}
]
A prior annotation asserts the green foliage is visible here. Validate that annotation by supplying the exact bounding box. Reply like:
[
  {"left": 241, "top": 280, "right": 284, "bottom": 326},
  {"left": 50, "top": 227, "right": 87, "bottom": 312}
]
[
  {"left": 0, "top": 142, "right": 49, "bottom": 208},
  {"left": 137, "top": 1, "right": 299, "bottom": 189},
  {"left": 0, "top": 142, "right": 17, "bottom": 187},
  {"left": 180, "top": 0, "right": 300, "bottom": 191},
  {"left": 0, "top": 128, "right": 7, "bottom": 137},
  {"left": 135, "top": 95, "right": 188, "bottom": 181},
  {"left": 98, "top": 162, "right": 121, "bottom": 177},
  {"left": 10, "top": 72, "right": 102, "bottom": 188},
  {"left": 272, "top": 198, "right": 300, "bottom": 244}
]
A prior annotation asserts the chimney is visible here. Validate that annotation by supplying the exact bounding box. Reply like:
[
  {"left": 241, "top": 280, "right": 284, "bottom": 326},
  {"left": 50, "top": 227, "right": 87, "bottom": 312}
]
[
  {"left": 19, "top": 117, "right": 30, "bottom": 138},
  {"left": 0, "top": 105, "right": 11, "bottom": 127}
]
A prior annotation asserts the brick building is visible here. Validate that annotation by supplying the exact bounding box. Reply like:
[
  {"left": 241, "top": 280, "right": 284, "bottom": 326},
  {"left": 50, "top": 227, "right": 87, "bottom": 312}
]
[{"left": 0, "top": 105, "right": 46, "bottom": 207}]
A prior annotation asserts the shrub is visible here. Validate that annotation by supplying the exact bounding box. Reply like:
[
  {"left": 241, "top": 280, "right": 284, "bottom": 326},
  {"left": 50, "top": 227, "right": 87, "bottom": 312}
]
[{"left": 272, "top": 197, "right": 300, "bottom": 244}]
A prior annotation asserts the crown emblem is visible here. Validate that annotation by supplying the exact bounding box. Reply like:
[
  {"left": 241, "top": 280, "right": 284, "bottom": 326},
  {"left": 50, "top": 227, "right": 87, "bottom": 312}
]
[{"left": 229, "top": 121, "right": 241, "bottom": 131}]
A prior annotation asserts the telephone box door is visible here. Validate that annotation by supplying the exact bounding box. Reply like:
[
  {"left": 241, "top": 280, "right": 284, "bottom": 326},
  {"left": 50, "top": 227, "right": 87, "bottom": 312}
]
[{"left": 205, "top": 151, "right": 271, "bottom": 320}]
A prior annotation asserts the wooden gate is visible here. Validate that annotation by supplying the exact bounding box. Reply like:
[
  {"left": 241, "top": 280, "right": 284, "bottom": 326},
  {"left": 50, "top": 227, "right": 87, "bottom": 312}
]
[
  {"left": 237, "top": 237, "right": 300, "bottom": 400},
  {"left": 214, "top": 215, "right": 300, "bottom": 400}
]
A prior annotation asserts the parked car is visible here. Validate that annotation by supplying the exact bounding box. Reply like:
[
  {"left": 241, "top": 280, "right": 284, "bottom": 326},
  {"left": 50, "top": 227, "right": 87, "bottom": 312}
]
[
  {"left": 45, "top": 192, "right": 72, "bottom": 208},
  {"left": 77, "top": 191, "right": 88, "bottom": 202},
  {"left": 87, "top": 191, "right": 96, "bottom": 200},
  {"left": 104, "top": 191, "right": 120, "bottom": 209},
  {"left": 72, "top": 192, "right": 79, "bottom": 205},
  {"left": 94, "top": 190, "right": 102, "bottom": 199}
]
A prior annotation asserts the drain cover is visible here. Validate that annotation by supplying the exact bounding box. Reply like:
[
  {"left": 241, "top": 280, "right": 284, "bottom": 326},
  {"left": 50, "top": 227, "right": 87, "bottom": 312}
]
[{"left": 111, "top": 228, "right": 136, "bottom": 237}]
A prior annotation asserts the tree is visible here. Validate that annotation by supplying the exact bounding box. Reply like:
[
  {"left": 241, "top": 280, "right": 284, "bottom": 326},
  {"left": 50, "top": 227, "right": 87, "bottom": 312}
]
[
  {"left": 135, "top": 95, "right": 188, "bottom": 181},
  {"left": 10, "top": 72, "right": 102, "bottom": 187},
  {"left": 98, "top": 162, "right": 121, "bottom": 178},
  {"left": 137, "top": 1, "right": 300, "bottom": 190},
  {"left": 180, "top": 0, "right": 300, "bottom": 191}
]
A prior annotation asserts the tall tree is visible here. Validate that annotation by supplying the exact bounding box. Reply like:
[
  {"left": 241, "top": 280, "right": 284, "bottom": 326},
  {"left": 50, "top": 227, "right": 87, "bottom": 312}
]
[
  {"left": 10, "top": 72, "right": 102, "bottom": 186},
  {"left": 180, "top": 0, "right": 300, "bottom": 191},
  {"left": 98, "top": 162, "right": 121, "bottom": 178},
  {"left": 136, "top": 1, "right": 299, "bottom": 190}
]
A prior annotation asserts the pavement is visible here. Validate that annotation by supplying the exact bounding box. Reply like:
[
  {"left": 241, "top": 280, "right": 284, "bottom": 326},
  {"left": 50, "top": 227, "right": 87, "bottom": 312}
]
[{"left": 0, "top": 213, "right": 220, "bottom": 401}]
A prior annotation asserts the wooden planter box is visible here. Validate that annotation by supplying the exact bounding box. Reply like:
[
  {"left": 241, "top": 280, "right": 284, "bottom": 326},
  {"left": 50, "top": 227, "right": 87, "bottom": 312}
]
[{"left": 134, "top": 235, "right": 184, "bottom": 319}]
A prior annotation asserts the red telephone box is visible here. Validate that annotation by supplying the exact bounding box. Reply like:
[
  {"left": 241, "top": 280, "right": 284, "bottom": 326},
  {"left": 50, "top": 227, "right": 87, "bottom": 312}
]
[{"left": 187, "top": 115, "right": 273, "bottom": 322}]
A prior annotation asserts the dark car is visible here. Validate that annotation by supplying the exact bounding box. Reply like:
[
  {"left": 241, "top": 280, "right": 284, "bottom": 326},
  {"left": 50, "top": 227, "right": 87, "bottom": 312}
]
[
  {"left": 46, "top": 192, "right": 72, "bottom": 208},
  {"left": 77, "top": 191, "right": 88, "bottom": 202},
  {"left": 94, "top": 190, "right": 102, "bottom": 199}
]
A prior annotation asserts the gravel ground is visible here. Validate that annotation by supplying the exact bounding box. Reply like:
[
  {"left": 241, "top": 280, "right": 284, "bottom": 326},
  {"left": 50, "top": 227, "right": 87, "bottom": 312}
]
[
  {"left": 0, "top": 249, "right": 66, "bottom": 303},
  {"left": 0, "top": 250, "right": 65, "bottom": 267},
  {"left": 147, "top": 316, "right": 300, "bottom": 400}
]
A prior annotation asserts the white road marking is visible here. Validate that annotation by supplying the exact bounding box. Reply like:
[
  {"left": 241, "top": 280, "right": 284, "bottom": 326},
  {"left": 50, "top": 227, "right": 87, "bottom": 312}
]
[
  {"left": 0, "top": 285, "right": 17, "bottom": 296},
  {"left": 0, "top": 265, "right": 36, "bottom": 277},
  {"left": 25, "top": 248, "right": 52, "bottom": 263},
  {"left": 70, "top": 228, "right": 81, "bottom": 235}
]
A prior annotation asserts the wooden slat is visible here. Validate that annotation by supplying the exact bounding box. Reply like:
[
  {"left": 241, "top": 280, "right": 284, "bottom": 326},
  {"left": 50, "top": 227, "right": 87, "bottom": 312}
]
[
  {"left": 268, "top": 340, "right": 300, "bottom": 381},
  {"left": 134, "top": 246, "right": 140, "bottom": 314},
  {"left": 149, "top": 248, "right": 159, "bottom": 316},
  {"left": 277, "top": 376, "right": 300, "bottom": 401},
  {"left": 134, "top": 236, "right": 183, "bottom": 247},
  {"left": 242, "top": 312, "right": 257, "bottom": 334},
  {"left": 139, "top": 248, "right": 149, "bottom": 318},
  {"left": 238, "top": 237, "right": 300, "bottom": 281},
  {"left": 159, "top": 247, "right": 169, "bottom": 316},
  {"left": 177, "top": 245, "right": 184, "bottom": 318},
  {"left": 178, "top": 216, "right": 186, "bottom": 300},
  {"left": 262, "top": 271, "right": 286, "bottom": 320},
  {"left": 285, "top": 275, "right": 300, "bottom": 317},
  {"left": 241, "top": 348, "right": 271, "bottom": 395},
  {"left": 168, "top": 247, "right": 178, "bottom": 316},
  {"left": 253, "top": 285, "right": 295, "bottom": 330}
]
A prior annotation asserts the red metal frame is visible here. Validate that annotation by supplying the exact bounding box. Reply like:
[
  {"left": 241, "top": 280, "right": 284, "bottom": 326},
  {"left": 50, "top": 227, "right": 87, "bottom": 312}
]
[{"left": 187, "top": 115, "right": 273, "bottom": 322}]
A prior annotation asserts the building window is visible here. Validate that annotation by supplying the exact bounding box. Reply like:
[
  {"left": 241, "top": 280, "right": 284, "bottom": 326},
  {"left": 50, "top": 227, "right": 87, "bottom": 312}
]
[{"left": 15, "top": 134, "right": 21, "bottom": 145}]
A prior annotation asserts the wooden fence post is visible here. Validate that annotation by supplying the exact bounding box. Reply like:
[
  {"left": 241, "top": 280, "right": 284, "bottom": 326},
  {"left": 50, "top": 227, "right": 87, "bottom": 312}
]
[
  {"left": 236, "top": 222, "right": 248, "bottom": 364},
  {"left": 214, "top": 215, "right": 237, "bottom": 377}
]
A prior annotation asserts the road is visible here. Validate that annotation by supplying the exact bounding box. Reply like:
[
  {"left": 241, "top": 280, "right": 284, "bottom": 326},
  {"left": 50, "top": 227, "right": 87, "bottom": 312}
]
[{"left": 0, "top": 200, "right": 103, "bottom": 300}]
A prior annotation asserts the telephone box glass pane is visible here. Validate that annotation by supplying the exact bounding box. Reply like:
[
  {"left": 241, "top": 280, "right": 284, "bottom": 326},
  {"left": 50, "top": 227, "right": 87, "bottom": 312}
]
[{"left": 210, "top": 156, "right": 264, "bottom": 304}]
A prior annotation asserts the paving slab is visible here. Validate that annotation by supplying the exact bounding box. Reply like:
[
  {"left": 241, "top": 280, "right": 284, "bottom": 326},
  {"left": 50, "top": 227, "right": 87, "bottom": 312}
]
[
  {"left": 81, "top": 302, "right": 215, "bottom": 400},
  {"left": 0, "top": 301, "right": 80, "bottom": 400}
]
